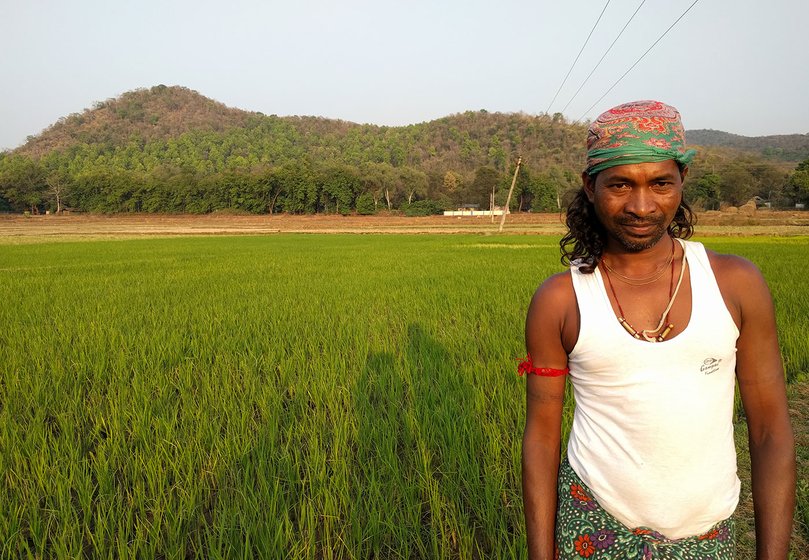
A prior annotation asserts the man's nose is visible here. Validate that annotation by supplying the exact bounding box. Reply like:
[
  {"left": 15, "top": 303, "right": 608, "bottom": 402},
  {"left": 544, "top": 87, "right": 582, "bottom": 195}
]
[{"left": 625, "top": 187, "right": 657, "bottom": 217}]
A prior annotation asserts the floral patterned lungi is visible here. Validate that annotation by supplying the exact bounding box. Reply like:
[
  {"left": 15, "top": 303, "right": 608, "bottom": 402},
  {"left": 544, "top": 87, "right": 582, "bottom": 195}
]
[{"left": 556, "top": 458, "right": 735, "bottom": 559}]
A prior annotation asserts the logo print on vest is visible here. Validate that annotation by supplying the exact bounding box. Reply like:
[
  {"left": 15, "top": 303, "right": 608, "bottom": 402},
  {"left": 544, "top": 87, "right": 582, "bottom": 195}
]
[{"left": 700, "top": 357, "right": 721, "bottom": 375}]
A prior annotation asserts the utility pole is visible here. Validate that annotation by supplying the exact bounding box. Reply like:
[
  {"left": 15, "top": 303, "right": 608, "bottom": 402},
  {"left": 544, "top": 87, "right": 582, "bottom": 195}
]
[{"left": 498, "top": 156, "right": 522, "bottom": 232}]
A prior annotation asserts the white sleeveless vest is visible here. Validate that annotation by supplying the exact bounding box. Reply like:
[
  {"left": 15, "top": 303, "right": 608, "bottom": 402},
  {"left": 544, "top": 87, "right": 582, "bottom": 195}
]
[{"left": 567, "top": 239, "right": 740, "bottom": 539}]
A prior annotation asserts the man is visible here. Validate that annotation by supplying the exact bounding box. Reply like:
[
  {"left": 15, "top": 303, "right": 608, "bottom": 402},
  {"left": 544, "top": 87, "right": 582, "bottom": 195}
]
[{"left": 521, "top": 100, "right": 795, "bottom": 559}]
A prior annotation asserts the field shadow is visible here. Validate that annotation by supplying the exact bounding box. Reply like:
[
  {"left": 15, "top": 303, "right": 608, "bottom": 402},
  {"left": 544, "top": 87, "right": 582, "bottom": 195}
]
[{"left": 353, "top": 323, "right": 483, "bottom": 557}]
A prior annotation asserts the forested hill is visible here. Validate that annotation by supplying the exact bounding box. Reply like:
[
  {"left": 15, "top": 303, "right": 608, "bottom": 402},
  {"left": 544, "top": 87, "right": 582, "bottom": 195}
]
[
  {"left": 18, "top": 85, "right": 255, "bottom": 158},
  {"left": 687, "top": 129, "right": 809, "bottom": 162},
  {"left": 13, "top": 85, "right": 587, "bottom": 175},
  {"left": 2, "top": 85, "right": 807, "bottom": 215}
]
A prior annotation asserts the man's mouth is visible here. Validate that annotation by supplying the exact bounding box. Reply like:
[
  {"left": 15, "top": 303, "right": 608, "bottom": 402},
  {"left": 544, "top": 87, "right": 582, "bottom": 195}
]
[{"left": 619, "top": 221, "right": 662, "bottom": 235}]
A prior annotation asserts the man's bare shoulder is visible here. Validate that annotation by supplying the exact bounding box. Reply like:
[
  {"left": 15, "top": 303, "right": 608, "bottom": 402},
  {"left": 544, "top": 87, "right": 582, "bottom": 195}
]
[
  {"left": 706, "top": 249, "right": 772, "bottom": 327},
  {"left": 530, "top": 270, "right": 575, "bottom": 309},
  {"left": 526, "top": 270, "right": 580, "bottom": 354},
  {"left": 525, "top": 271, "right": 578, "bottom": 368},
  {"left": 706, "top": 249, "right": 768, "bottom": 287}
]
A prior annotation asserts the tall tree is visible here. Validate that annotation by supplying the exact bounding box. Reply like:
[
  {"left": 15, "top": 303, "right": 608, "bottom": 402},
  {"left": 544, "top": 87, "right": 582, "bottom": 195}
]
[
  {"left": 399, "top": 167, "right": 428, "bottom": 206},
  {"left": 467, "top": 166, "right": 500, "bottom": 209},
  {"left": 0, "top": 155, "right": 46, "bottom": 213},
  {"left": 442, "top": 170, "right": 462, "bottom": 206},
  {"left": 688, "top": 173, "right": 721, "bottom": 210},
  {"left": 720, "top": 163, "right": 758, "bottom": 207},
  {"left": 785, "top": 158, "right": 809, "bottom": 206},
  {"left": 45, "top": 171, "right": 72, "bottom": 214}
]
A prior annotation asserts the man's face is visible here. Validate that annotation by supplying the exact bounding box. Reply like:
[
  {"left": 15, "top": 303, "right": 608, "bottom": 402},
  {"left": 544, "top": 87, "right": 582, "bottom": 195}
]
[{"left": 582, "top": 160, "right": 687, "bottom": 252}]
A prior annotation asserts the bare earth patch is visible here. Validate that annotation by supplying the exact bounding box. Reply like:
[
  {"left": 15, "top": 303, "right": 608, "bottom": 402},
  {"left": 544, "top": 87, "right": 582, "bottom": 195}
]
[{"left": 0, "top": 210, "right": 807, "bottom": 243}]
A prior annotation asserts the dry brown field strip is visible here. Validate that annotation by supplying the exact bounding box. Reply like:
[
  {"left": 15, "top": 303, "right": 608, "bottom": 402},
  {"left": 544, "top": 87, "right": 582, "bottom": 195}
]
[{"left": 0, "top": 211, "right": 807, "bottom": 242}]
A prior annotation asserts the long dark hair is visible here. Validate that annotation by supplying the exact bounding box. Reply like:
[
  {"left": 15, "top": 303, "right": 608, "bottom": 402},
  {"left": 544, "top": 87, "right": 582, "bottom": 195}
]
[{"left": 560, "top": 188, "right": 695, "bottom": 273}]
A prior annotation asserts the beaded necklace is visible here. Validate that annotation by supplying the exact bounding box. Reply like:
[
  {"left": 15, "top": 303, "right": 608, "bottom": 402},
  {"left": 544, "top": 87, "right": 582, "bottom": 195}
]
[{"left": 601, "top": 240, "right": 687, "bottom": 342}]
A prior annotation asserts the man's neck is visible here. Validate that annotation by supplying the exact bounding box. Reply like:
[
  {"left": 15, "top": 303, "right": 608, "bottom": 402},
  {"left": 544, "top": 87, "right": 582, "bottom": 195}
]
[{"left": 602, "top": 236, "right": 677, "bottom": 273}]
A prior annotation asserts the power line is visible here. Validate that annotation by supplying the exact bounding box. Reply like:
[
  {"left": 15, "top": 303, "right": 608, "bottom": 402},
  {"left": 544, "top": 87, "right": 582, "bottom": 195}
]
[
  {"left": 544, "top": 0, "right": 611, "bottom": 115},
  {"left": 560, "top": 0, "right": 646, "bottom": 114},
  {"left": 576, "top": 0, "right": 701, "bottom": 123}
]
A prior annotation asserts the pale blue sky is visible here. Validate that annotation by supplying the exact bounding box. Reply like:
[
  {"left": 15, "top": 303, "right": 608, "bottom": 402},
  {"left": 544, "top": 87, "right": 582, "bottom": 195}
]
[{"left": 1, "top": 0, "right": 807, "bottom": 151}]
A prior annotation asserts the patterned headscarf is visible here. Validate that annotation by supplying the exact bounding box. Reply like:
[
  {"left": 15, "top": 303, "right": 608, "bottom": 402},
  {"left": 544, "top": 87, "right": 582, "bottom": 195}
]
[{"left": 585, "top": 100, "right": 696, "bottom": 176}]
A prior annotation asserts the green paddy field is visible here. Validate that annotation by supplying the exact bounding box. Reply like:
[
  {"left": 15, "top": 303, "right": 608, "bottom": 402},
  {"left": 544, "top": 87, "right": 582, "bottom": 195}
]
[{"left": 1, "top": 234, "right": 807, "bottom": 558}]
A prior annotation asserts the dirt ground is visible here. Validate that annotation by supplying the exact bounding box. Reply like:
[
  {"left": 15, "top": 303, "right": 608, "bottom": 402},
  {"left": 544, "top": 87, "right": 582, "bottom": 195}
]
[{"left": 0, "top": 210, "right": 807, "bottom": 243}]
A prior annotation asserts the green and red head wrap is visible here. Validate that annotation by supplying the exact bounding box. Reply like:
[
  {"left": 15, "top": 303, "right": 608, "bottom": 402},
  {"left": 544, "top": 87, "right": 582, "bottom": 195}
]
[{"left": 585, "top": 100, "right": 696, "bottom": 176}]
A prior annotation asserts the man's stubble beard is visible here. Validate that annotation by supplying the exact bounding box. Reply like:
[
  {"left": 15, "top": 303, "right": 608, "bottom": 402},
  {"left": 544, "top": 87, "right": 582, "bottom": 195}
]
[{"left": 612, "top": 218, "right": 669, "bottom": 252}]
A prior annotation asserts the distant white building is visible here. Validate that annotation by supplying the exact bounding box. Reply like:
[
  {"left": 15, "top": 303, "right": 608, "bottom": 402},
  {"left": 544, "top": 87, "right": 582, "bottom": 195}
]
[{"left": 443, "top": 204, "right": 507, "bottom": 217}]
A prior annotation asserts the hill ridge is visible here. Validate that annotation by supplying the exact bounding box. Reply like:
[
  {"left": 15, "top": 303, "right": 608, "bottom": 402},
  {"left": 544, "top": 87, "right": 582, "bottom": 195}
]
[
  {"left": 14, "top": 85, "right": 809, "bottom": 164},
  {"left": 687, "top": 129, "right": 809, "bottom": 161}
]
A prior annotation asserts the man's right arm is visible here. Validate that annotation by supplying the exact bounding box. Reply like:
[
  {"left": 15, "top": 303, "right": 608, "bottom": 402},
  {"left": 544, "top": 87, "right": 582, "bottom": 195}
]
[{"left": 522, "top": 273, "right": 575, "bottom": 559}]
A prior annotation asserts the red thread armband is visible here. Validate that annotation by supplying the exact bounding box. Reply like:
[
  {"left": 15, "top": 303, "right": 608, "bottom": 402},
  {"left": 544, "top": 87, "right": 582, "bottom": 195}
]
[{"left": 517, "top": 354, "right": 569, "bottom": 377}]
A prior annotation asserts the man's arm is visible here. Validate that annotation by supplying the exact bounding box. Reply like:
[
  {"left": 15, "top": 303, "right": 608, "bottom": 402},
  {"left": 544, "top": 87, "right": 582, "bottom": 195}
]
[
  {"left": 522, "top": 273, "right": 575, "bottom": 559},
  {"left": 713, "top": 254, "right": 796, "bottom": 558}
]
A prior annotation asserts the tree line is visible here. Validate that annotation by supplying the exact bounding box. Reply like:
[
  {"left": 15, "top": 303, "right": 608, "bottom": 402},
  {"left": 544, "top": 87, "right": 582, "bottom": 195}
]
[
  {"left": 1, "top": 148, "right": 806, "bottom": 216},
  {"left": 0, "top": 152, "right": 581, "bottom": 216}
]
